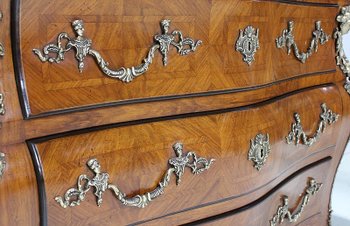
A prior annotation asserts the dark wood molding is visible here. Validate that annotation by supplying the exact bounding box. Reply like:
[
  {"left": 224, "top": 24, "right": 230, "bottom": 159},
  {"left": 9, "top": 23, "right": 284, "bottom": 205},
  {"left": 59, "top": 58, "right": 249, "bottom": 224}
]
[
  {"left": 11, "top": 0, "right": 32, "bottom": 119},
  {"left": 257, "top": 0, "right": 339, "bottom": 8},
  {"left": 27, "top": 142, "right": 48, "bottom": 226}
]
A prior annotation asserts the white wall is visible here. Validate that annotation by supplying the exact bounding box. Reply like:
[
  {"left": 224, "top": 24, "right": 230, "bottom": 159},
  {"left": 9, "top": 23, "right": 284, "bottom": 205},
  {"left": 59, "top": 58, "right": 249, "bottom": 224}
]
[
  {"left": 344, "top": 34, "right": 350, "bottom": 59},
  {"left": 332, "top": 142, "right": 350, "bottom": 225}
]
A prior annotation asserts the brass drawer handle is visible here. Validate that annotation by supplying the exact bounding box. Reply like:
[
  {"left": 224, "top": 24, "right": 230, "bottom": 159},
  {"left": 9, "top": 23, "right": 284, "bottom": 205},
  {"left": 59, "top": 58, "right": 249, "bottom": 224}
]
[
  {"left": 0, "top": 152, "right": 5, "bottom": 179},
  {"left": 0, "top": 93, "right": 5, "bottom": 115},
  {"left": 276, "top": 21, "right": 330, "bottom": 63},
  {"left": 55, "top": 142, "right": 214, "bottom": 209},
  {"left": 334, "top": 5, "right": 350, "bottom": 94},
  {"left": 0, "top": 11, "right": 4, "bottom": 56},
  {"left": 270, "top": 178, "right": 322, "bottom": 226},
  {"left": 286, "top": 103, "right": 339, "bottom": 146},
  {"left": 33, "top": 19, "right": 202, "bottom": 83}
]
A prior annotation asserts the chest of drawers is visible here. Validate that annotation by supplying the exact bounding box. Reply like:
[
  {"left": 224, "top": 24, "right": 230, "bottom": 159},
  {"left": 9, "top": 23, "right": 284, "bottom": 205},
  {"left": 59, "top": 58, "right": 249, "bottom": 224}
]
[{"left": 0, "top": 0, "right": 350, "bottom": 225}]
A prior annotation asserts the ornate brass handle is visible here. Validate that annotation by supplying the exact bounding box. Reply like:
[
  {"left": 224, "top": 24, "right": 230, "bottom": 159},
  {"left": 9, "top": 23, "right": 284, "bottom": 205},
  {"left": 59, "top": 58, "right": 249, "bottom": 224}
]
[
  {"left": 270, "top": 178, "right": 322, "bottom": 226},
  {"left": 0, "top": 152, "right": 5, "bottom": 179},
  {"left": 0, "top": 93, "right": 5, "bottom": 115},
  {"left": 0, "top": 12, "right": 4, "bottom": 56},
  {"left": 334, "top": 5, "right": 350, "bottom": 94},
  {"left": 33, "top": 19, "right": 202, "bottom": 83},
  {"left": 55, "top": 142, "right": 214, "bottom": 209},
  {"left": 276, "top": 21, "right": 330, "bottom": 63},
  {"left": 286, "top": 103, "right": 339, "bottom": 146}
]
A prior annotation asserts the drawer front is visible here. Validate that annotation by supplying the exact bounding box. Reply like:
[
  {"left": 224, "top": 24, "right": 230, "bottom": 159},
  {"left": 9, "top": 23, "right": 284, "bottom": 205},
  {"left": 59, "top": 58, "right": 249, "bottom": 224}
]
[
  {"left": 16, "top": 0, "right": 338, "bottom": 116},
  {"left": 192, "top": 158, "right": 332, "bottom": 226},
  {"left": 0, "top": 144, "right": 39, "bottom": 226},
  {"left": 28, "top": 85, "right": 342, "bottom": 225}
]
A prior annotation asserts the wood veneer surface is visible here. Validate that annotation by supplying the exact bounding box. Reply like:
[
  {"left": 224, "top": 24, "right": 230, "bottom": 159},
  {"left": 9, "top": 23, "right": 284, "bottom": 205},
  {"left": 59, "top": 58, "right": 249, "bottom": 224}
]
[
  {"left": 0, "top": 144, "right": 40, "bottom": 226},
  {"left": 18, "top": 0, "right": 338, "bottom": 115},
  {"left": 191, "top": 159, "right": 332, "bottom": 226},
  {"left": 31, "top": 86, "right": 343, "bottom": 225}
]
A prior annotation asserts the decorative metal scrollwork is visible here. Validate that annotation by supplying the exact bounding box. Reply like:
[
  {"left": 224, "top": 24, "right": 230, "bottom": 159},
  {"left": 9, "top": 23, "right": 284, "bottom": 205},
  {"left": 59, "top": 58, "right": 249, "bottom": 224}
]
[
  {"left": 270, "top": 178, "right": 322, "bottom": 226},
  {"left": 33, "top": 19, "right": 202, "bottom": 83},
  {"left": 0, "top": 93, "right": 5, "bottom": 115},
  {"left": 235, "top": 26, "right": 260, "bottom": 66},
  {"left": 0, "top": 11, "right": 4, "bottom": 56},
  {"left": 0, "top": 152, "right": 5, "bottom": 179},
  {"left": 248, "top": 133, "right": 271, "bottom": 171},
  {"left": 286, "top": 103, "right": 339, "bottom": 147},
  {"left": 55, "top": 142, "right": 214, "bottom": 209},
  {"left": 334, "top": 5, "right": 350, "bottom": 94},
  {"left": 276, "top": 21, "right": 330, "bottom": 63}
]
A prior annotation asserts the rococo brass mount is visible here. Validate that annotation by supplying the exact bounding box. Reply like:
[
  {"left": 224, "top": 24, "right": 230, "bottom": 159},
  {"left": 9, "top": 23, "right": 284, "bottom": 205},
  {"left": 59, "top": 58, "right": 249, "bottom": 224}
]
[
  {"left": 248, "top": 133, "right": 271, "bottom": 171},
  {"left": 276, "top": 21, "right": 330, "bottom": 63},
  {"left": 270, "top": 178, "right": 322, "bottom": 226},
  {"left": 0, "top": 93, "right": 5, "bottom": 115},
  {"left": 235, "top": 25, "right": 260, "bottom": 66},
  {"left": 0, "top": 152, "right": 5, "bottom": 179},
  {"left": 334, "top": 5, "right": 350, "bottom": 94},
  {"left": 0, "top": 11, "right": 4, "bottom": 57},
  {"left": 286, "top": 103, "right": 339, "bottom": 146},
  {"left": 33, "top": 19, "right": 202, "bottom": 83},
  {"left": 55, "top": 142, "right": 214, "bottom": 209}
]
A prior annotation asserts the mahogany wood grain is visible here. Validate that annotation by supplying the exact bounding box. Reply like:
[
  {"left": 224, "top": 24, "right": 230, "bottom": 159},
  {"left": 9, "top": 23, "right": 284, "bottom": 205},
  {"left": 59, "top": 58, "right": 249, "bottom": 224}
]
[
  {"left": 17, "top": 0, "right": 338, "bottom": 116},
  {"left": 189, "top": 159, "right": 332, "bottom": 226},
  {"left": 30, "top": 86, "right": 343, "bottom": 225},
  {"left": 0, "top": 143, "right": 40, "bottom": 226}
]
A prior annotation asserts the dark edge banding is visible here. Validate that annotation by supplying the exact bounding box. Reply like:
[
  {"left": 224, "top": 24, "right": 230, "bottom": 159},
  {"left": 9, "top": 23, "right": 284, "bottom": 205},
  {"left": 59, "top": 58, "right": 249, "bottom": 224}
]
[
  {"left": 180, "top": 157, "right": 332, "bottom": 226},
  {"left": 26, "top": 142, "right": 47, "bottom": 226},
  {"left": 255, "top": 0, "right": 339, "bottom": 8},
  {"left": 11, "top": 0, "right": 31, "bottom": 118},
  {"left": 26, "top": 69, "right": 336, "bottom": 119},
  {"left": 28, "top": 83, "right": 334, "bottom": 144}
]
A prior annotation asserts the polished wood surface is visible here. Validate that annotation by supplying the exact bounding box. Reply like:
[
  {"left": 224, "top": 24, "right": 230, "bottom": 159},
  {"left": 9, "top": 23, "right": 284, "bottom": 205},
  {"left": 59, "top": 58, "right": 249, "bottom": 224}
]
[
  {"left": 19, "top": 0, "right": 338, "bottom": 116},
  {"left": 0, "top": 144, "right": 39, "bottom": 226},
  {"left": 0, "top": 71, "right": 343, "bottom": 147},
  {"left": 196, "top": 159, "right": 332, "bottom": 226},
  {"left": 32, "top": 86, "right": 342, "bottom": 225},
  {"left": 0, "top": 0, "right": 349, "bottom": 225}
]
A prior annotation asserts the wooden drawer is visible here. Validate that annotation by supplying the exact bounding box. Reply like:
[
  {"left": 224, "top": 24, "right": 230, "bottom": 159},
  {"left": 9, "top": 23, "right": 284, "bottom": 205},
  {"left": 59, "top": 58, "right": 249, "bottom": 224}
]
[
  {"left": 0, "top": 144, "right": 39, "bottom": 226},
  {"left": 28, "top": 85, "right": 342, "bottom": 225},
  {"left": 189, "top": 158, "right": 332, "bottom": 226},
  {"left": 15, "top": 0, "right": 338, "bottom": 117}
]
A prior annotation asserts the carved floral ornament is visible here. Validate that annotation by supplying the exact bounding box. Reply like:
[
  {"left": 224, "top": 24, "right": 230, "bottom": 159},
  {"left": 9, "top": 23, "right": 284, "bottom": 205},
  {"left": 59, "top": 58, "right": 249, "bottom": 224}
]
[
  {"left": 334, "top": 5, "right": 350, "bottom": 94},
  {"left": 33, "top": 19, "right": 202, "bottom": 83}
]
